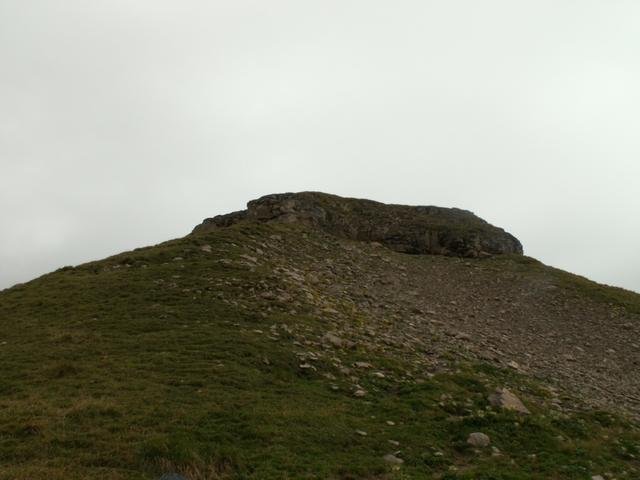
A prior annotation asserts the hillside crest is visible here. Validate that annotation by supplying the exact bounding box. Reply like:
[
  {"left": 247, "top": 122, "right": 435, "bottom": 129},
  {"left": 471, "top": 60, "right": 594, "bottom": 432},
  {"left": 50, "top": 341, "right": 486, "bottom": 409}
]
[
  {"left": 193, "top": 192, "right": 523, "bottom": 258},
  {"left": 2, "top": 191, "right": 640, "bottom": 478}
]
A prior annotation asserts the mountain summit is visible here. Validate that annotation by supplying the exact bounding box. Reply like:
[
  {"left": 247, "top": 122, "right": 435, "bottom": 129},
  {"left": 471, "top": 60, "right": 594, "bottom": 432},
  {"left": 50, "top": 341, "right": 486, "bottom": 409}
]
[
  {"left": 193, "top": 192, "right": 523, "bottom": 258},
  {"left": 1, "top": 192, "right": 639, "bottom": 479}
]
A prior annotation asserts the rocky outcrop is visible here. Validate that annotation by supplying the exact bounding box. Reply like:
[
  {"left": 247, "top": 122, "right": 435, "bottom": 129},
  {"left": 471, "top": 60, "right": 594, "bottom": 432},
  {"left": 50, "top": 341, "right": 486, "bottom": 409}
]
[{"left": 192, "top": 192, "right": 523, "bottom": 258}]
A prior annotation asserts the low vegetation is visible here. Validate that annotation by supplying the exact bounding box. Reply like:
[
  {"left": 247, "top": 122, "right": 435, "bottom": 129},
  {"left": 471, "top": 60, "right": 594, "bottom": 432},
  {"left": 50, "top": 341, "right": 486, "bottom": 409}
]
[{"left": 0, "top": 223, "right": 638, "bottom": 479}]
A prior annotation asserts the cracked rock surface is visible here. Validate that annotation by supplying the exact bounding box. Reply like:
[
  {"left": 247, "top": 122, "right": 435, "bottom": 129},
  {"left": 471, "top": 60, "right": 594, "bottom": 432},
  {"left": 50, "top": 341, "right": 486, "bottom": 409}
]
[{"left": 193, "top": 191, "right": 523, "bottom": 258}]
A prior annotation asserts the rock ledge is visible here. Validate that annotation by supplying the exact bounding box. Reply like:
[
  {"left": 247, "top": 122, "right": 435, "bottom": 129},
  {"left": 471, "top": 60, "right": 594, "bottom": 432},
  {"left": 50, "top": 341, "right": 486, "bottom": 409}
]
[{"left": 192, "top": 192, "right": 523, "bottom": 258}]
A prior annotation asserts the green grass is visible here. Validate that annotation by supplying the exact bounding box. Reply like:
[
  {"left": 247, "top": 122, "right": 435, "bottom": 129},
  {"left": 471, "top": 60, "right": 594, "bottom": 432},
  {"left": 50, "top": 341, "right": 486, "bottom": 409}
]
[{"left": 0, "top": 223, "right": 638, "bottom": 479}]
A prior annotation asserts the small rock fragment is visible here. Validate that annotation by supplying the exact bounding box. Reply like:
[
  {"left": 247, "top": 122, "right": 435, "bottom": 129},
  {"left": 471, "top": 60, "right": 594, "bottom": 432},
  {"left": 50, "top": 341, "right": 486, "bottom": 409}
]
[
  {"left": 322, "top": 332, "right": 344, "bottom": 348},
  {"left": 383, "top": 454, "right": 404, "bottom": 465},
  {"left": 239, "top": 254, "right": 258, "bottom": 263},
  {"left": 467, "top": 432, "right": 491, "bottom": 448},
  {"left": 353, "top": 361, "right": 372, "bottom": 369},
  {"left": 507, "top": 360, "right": 521, "bottom": 370},
  {"left": 489, "top": 387, "right": 530, "bottom": 414}
]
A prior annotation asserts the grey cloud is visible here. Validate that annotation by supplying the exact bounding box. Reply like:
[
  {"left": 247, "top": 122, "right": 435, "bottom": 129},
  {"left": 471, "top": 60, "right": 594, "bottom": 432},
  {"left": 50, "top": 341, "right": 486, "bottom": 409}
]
[{"left": 1, "top": 1, "right": 639, "bottom": 292}]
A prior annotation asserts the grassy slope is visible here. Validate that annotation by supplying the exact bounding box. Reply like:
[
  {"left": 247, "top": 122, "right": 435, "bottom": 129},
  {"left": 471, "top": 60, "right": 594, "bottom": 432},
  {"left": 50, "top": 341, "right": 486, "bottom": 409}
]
[
  {"left": 0, "top": 223, "right": 639, "bottom": 479},
  {"left": 489, "top": 253, "right": 640, "bottom": 316}
]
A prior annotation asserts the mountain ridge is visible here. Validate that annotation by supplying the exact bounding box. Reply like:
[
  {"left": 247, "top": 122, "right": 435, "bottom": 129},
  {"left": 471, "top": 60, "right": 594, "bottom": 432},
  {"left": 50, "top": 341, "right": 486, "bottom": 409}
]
[{"left": 1, "top": 192, "right": 639, "bottom": 479}]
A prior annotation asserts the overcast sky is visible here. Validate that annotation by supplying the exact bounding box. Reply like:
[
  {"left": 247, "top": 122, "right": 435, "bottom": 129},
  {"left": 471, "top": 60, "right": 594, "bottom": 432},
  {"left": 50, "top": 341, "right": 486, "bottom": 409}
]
[{"left": 1, "top": 1, "right": 639, "bottom": 293}]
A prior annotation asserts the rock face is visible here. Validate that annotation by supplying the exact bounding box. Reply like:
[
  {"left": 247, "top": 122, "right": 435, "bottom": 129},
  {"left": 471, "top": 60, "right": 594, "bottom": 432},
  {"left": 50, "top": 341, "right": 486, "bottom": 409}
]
[{"left": 192, "top": 192, "right": 523, "bottom": 258}]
